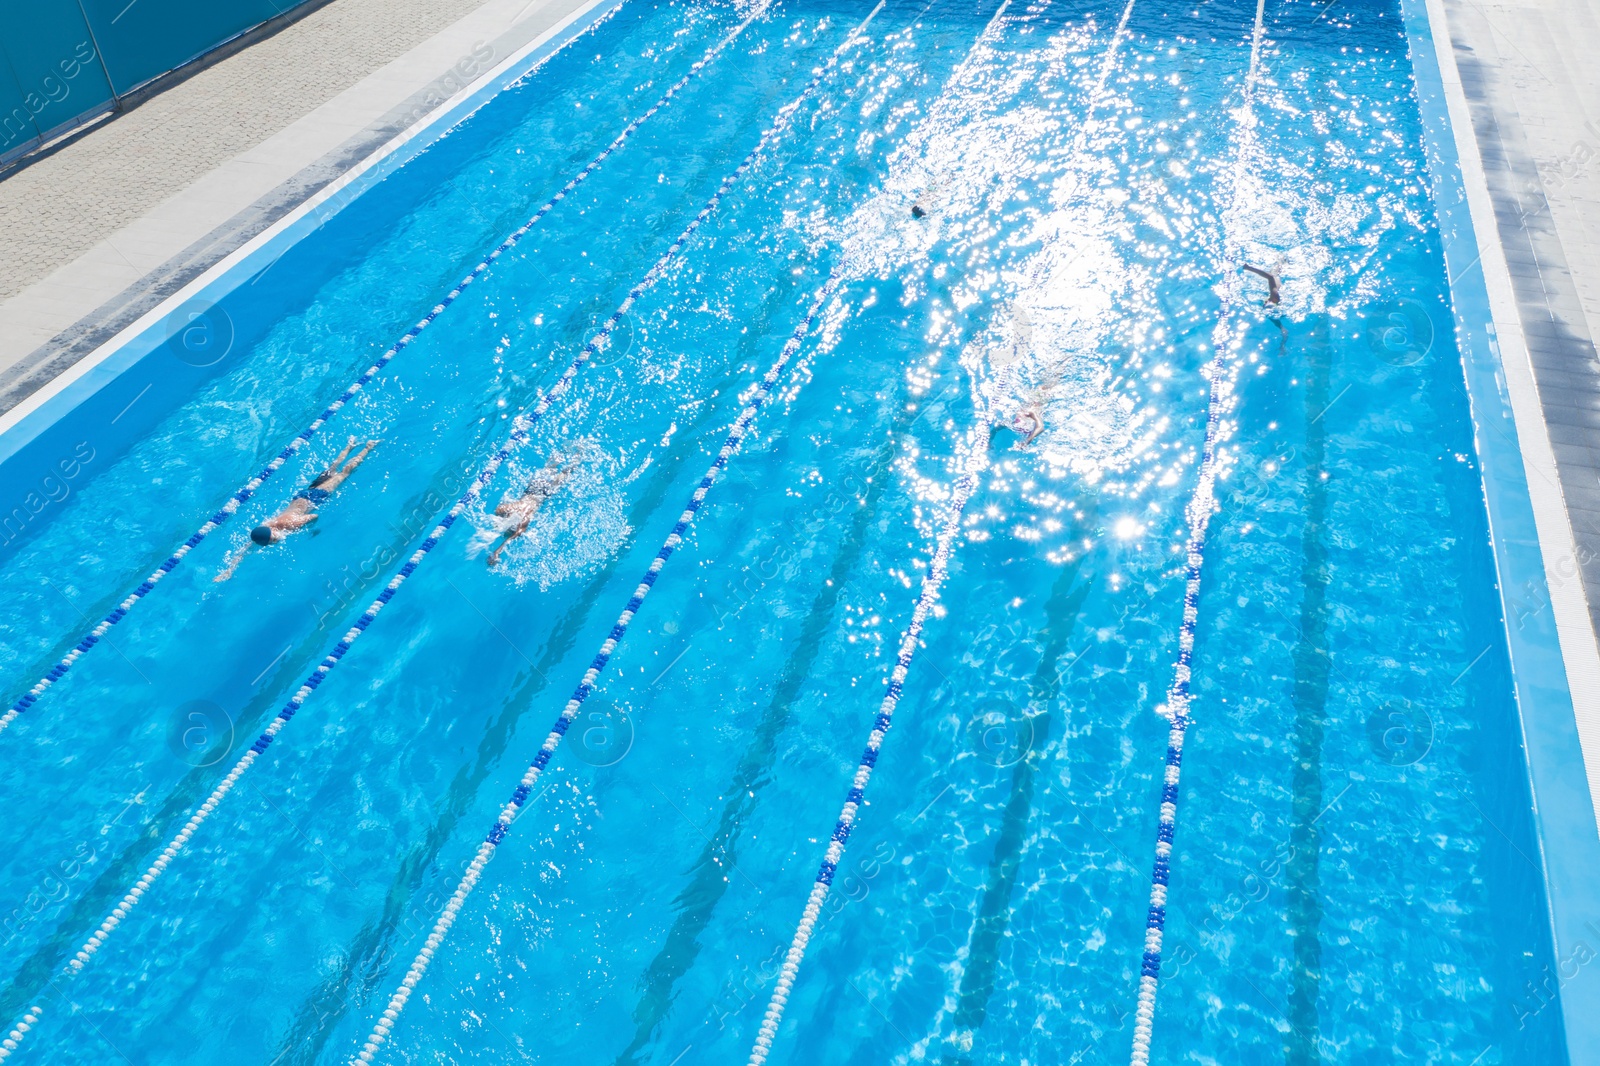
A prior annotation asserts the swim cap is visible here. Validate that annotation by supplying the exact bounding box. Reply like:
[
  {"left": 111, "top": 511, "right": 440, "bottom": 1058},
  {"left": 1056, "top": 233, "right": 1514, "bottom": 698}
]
[{"left": 250, "top": 525, "right": 275, "bottom": 546}]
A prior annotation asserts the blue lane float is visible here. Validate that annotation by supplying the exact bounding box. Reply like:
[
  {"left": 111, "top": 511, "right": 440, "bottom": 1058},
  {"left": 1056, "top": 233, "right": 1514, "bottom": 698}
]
[
  {"left": 1128, "top": 2, "right": 1266, "bottom": 1061},
  {"left": 1126, "top": 300, "right": 1233, "bottom": 1066},
  {"left": 0, "top": 9, "right": 878, "bottom": 1055},
  {"left": 0, "top": 0, "right": 776, "bottom": 743},
  {"left": 746, "top": 420, "right": 990, "bottom": 1066},
  {"left": 354, "top": 262, "right": 852, "bottom": 1065}
]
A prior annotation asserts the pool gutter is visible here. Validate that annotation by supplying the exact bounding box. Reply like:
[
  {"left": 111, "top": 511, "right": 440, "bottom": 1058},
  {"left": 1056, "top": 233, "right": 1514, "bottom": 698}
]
[
  {"left": 0, "top": 0, "right": 628, "bottom": 470},
  {"left": 1401, "top": 0, "right": 1600, "bottom": 1056}
]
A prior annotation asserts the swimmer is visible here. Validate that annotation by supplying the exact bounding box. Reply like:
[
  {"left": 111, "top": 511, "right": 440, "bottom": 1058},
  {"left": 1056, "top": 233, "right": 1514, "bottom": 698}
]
[
  {"left": 1008, "top": 404, "right": 1045, "bottom": 447},
  {"left": 215, "top": 436, "right": 380, "bottom": 582},
  {"left": 911, "top": 176, "right": 946, "bottom": 220},
  {"left": 1242, "top": 263, "right": 1282, "bottom": 306},
  {"left": 487, "top": 451, "right": 579, "bottom": 568}
]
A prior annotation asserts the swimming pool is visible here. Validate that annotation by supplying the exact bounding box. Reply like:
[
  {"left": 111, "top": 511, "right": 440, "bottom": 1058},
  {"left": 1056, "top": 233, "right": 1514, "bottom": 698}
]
[{"left": 0, "top": 0, "right": 1586, "bottom": 1061}]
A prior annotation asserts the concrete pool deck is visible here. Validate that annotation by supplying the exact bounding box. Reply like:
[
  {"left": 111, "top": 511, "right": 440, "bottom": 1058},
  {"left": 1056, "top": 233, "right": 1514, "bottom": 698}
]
[
  {"left": 0, "top": 0, "right": 596, "bottom": 418},
  {"left": 1427, "top": 0, "right": 1600, "bottom": 811}
]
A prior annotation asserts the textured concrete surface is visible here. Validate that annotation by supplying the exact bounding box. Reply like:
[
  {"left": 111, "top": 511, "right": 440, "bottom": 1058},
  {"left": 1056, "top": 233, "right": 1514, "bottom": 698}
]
[
  {"left": 1439, "top": 0, "right": 1600, "bottom": 643},
  {"left": 0, "top": 0, "right": 496, "bottom": 302},
  {"left": 0, "top": 0, "right": 596, "bottom": 417}
]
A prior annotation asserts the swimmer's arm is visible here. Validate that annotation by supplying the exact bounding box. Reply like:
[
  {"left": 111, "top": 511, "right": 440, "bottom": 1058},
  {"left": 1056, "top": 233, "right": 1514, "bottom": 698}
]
[
  {"left": 487, "top": 525, "right": 524, "bottom": 567},
  {"left": 1242, "top": 264, "right": 1281, "bottom": 303},
  {"left": 214, "top": 544, "right": 249, "bottom": 583}
]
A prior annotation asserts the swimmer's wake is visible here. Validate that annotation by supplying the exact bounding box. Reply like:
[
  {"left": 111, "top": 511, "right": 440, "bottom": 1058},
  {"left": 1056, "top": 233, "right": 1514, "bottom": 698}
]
[{"left": 0, "top": 2, "right": 775, "bottom": 742}]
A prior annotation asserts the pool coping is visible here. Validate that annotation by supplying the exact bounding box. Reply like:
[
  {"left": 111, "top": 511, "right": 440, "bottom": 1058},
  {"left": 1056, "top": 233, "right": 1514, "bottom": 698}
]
[
  {"left": 0, "top": 0, "right": 596, "bottom": 401},
  {"left": 0, "top": 0, "right": 627, "bottom": 460},
  {"left": 1403, "top": 0, "right": 1600, "bottom": 1055}
]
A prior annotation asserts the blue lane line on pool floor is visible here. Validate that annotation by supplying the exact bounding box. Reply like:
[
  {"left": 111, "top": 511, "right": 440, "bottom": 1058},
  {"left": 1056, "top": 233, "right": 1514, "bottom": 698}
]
[
  {"left": 354, "top": 263, "right": 851, "bottom": 1065},
  {"left": 1128, "top": 1, "right": 1266, "bottom": 1060},
  {"left": 0, "top": 6, "right": 877, "bottom": 1055},
  {"left": 741, "top": 0, "right": 1138, "bottom": 1057},
  {"left": 0, "top": 0, "right": 775, "bottom": 742}
]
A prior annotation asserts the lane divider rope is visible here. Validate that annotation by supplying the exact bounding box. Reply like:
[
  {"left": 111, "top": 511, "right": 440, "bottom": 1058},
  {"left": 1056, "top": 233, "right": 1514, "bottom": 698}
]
[
  {"left": 0, "top": 0, "right": 774, "bottom": 740},
  {"left": 352, "top": 263, "right": 850, "bottom": 1066},
  {"left": 0, "top": 7, "right": 883, "bottom": 1056},
  {"left": 746, "top": 423, "right": 990, "bottom": 1066},
  {"left": 1128, "top": 0, "right": 1265, "bottom": 1059},
  {"left": 741, "top": 0, "right": 1138, "bottom": 1058},
  {"left": 1125, "top": 299, "right": 1230, "bottom": 1066}
]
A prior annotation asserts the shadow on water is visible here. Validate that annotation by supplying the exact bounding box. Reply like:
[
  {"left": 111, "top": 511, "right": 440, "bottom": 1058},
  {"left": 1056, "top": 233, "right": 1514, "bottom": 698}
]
[
  {"left": 607, "top": 349, "right": 934, "bottom": 1066},
  {"left": 1284, "top": 314, "right": 1331, "bottom": 1066},
  {"left": 939, "top": 545, "right": 1093, "bottom": 1064}
]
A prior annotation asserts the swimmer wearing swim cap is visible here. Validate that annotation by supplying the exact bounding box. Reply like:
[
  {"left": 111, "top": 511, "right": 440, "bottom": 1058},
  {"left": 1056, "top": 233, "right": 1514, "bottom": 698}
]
[
  {"left": 911, "top": 176, "right": 946, "bottom": 220},
  {"left": 1008, "top": 405, "right": 1044, "bottom": 447},
  {"left": 216, "top": 436, "right": 379, "bottom": 582},
  {"left": 487, "top": 450, "right": 581, "bottom": 568}
]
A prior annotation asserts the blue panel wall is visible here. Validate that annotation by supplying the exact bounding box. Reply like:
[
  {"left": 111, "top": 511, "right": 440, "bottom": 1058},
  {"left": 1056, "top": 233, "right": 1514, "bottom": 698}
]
[
  {"left": 0, "top": 0, "right": 116, "bottom": 158},
  {"left": 0, "top": 0, "right": 312, "bottom": 161},
  {"left": 79, "top": 0, "right": 293, "bottom": 95}
]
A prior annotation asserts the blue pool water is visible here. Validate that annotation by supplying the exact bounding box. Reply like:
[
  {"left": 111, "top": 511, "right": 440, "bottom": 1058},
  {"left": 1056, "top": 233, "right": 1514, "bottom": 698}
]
[{"left": 0, "top": 0, "right": 1567, "bottom": 1062}]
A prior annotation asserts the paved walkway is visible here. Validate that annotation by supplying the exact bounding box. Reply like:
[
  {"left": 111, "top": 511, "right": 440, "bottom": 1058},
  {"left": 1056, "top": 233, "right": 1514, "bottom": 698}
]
[
  {"left": 1440, "top": 0, "right": 1600, "bottom": 637},
  {"left": 0, "top": 0, "right": 594, "bottom": 417},
  {"left": 0, "top": 0, "right": 491, "bottom": 301}
]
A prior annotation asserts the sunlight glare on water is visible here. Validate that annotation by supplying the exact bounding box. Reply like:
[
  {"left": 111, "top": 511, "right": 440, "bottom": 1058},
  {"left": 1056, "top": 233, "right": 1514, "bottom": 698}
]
[{"left": 0, "top": 0, "right": 1564, "bottom": 1064}]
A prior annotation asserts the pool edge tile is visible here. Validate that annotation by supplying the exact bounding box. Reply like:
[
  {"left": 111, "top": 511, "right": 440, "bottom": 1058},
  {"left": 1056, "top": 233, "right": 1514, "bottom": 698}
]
[
  {"left": 0, "top": 0, "right": 629, "bottom": 465},
  {"left": 1403, "top": 0, "right": 1600, "bottom": 1056},
  {"left": 0, "top": 0, "right": 617, "bottom": 423}
]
